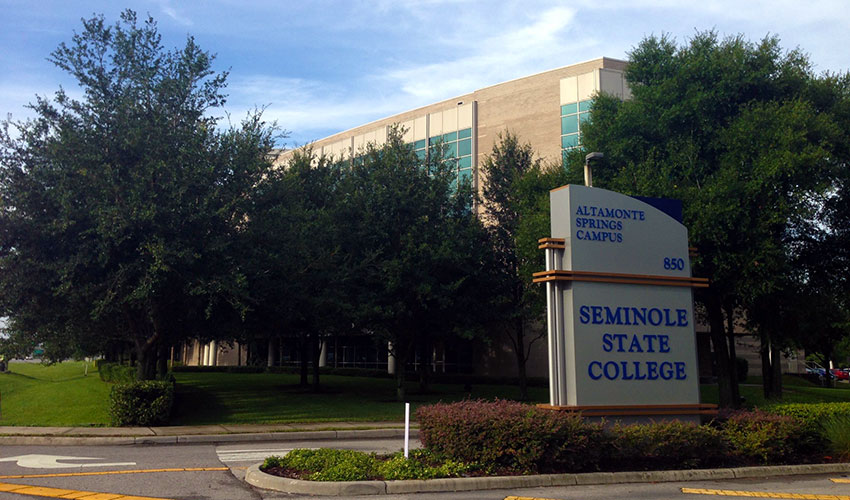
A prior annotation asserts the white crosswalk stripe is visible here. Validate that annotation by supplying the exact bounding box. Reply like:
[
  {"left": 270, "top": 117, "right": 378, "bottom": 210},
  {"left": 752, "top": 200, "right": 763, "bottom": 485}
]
[{"left": 216, "top": 448, "right": 295, "bottom": 464}]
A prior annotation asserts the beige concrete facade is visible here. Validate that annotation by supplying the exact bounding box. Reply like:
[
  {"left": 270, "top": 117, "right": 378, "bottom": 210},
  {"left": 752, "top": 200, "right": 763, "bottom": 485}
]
[{"left": 277, "top": 58, "right": 629, "bottom": 196}]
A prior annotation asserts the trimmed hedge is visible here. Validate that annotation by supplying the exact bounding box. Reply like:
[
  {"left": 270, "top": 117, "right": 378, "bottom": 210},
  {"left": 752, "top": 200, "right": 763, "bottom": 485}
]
[
  {"left": 766, "top": 402, "right": 850, "bottom": 434},
  {"left": 98, "top": 362, "right": 136, "bottom": 383},
  {"left": 721, "top": 409, "right": 823, "bottom": 464},
  {"left": 417, "top": 401, "right": 828, "bottom": 474},
  {"left": 417, "top": 399, "right": 607, "bottom": 473},
  {"left": 109, "top": 380, "right": 174, "bottom": 426},
  {"left": 609, "top": 420, "right": 728, "bottom": 470}
]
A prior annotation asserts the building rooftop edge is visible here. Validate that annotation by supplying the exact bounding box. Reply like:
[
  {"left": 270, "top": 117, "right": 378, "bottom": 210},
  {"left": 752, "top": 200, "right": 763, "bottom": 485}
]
[{"left": 277, "top": 56, "right": 627, "bottom": 153}]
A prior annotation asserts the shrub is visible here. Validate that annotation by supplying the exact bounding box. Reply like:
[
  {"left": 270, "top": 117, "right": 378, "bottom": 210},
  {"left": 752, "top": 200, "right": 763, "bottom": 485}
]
[
  {"left": 417, "top": 400, "right": 607, "bottom": 473},
  {"left": 109, "top": 380, "right": 174, "bottom": 426},
  {"left": 720, "top": 410, "right": 822, "bottom": 464},
  {"left": 821, "top": 415, "right": 850, "bottom": 461},
  {"left": 264, "top": 449, "right": 376, "bottom": 481},
  {"left": 765, "top": 403, "right": 850, "bottom": 435},
  {"left": 261, "top": 449, "right": 473, "bottom": 481},
  {"left": 607, "top": 420, "right": 729, "bottom": 470},
  {"left": 376, "top": 450, "right": 474, "bottom": 480},
  {"left": 98, "top": 362, "right": 135, "bottom": 383}
]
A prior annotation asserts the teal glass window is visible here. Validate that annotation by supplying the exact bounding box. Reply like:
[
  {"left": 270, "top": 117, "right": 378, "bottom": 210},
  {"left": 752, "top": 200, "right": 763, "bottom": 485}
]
[
  {"left": 561, "top": 103, "right": 578, "bottom": 115},
  {"left": 562, "top": 134, "right": 579, "bottom": 148},
  {"left": 458, "top": 156, "right": 472, "bottom": 168},
  {"left": 457, "top": 139, "right": 471, "bottom": 156},
  {"left": 413, "top": 139, "right": 426, "bottom": 149},
  {"left": 442, "top": 131, "right": 457, "bottom": 142},
  {"left": 561, "top": 99, "right": 593, "bottom": 153},
  {"left": 446, "top": 142, "right": 457, "bottom": 157},
  {"left": 459, "top": 168, "right": 472, "bottom": 186},
  {"left": 458, "top": 128, "right": 472, "bottom": 139},
  {"left": 561, "top": 115, "right": 579, "bottom": 135}
]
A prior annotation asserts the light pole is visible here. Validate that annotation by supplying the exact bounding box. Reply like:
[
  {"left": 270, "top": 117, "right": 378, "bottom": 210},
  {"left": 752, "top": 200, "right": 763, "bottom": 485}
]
[{"left": 584, "top": 152, "right": 603, "bottom": 187}]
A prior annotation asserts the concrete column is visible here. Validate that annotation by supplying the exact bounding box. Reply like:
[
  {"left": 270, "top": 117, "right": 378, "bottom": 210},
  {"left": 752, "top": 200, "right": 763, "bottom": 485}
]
[
  {"left": 387, "top": 342, "right": 396, "bottom": 375},
  {"left": 203, "top": 344, "right": 210, "bottom": 366},
  {"left": 267, "top": 338, "right": 275, "bottom": 367},
  {"left": 210, "top": 341, "right": 218, "bottom": 366},
  {"left": 319, "top": 340, "right": 327, "bottom": 368}
]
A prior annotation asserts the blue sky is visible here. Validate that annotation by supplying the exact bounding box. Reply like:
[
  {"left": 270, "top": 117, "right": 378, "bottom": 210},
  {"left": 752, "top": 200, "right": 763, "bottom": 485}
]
[{"left": 1, "top": 0, "right": 848, "bottom": 147}]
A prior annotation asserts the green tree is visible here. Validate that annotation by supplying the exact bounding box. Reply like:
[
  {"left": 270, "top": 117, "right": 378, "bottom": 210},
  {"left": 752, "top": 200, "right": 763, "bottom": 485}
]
[
  {"left": 243, "top": 148, "right": 347, "bottom": 390},
  {"left": 480, "top": 132, "right": 569, "bottom": 400},
  {"left": 335, "top": 128, "right": 491, "bottom": 401},
  {"left": 571, "top": 31, "right": 848, "bottom": 407},
  {"left": 0, "top": 11, "right": 276, "bottom": 379}
]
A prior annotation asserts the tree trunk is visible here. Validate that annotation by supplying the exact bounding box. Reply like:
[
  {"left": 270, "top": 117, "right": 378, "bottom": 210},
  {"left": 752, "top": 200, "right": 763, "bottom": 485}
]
[
  {"left": 760, "top": 341, "right": 774, "bottom": 399},
  {"left": 770, "top": 343, "right": 782, "bottom": 397},
  {"left": 299, "top": 336, "right": 309, "bottom": 386},
  {"left": 395, "top": 355, "right": 406, "bottom": 401},
  {"left": 724, "top": 305, "right": 740, "bottom": 404},
  {"left": 706, "top": 293, "right": 738, "bottom": 408},
  {"left": 135, "top": 347, "right": 156, "bottom": 381},
  {"left": 311, "top": 333, "right": 321, "bottom": 392},
  {"left": 156, "top": 343, "right": 168, "bottom": 379},
  {"left": 514, "top": 318, "right": 528, "bottom": 401},
  {"left": 418, "top": 336, "right": 432, "bottom": 393}
]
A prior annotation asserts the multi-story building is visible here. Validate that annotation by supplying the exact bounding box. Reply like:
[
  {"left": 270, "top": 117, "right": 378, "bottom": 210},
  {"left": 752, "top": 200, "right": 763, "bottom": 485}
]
[
  {"left": 274, "top": 57, "right": 630, "bottom": 192},
  {"left": 178, "top": 57, "right": 804, "bottom": 380}
]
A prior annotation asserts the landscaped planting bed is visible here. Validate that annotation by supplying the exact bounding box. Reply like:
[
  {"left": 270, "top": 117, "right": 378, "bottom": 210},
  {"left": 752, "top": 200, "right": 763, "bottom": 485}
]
[{"left": 261, "top": 400, "right": 850, "bottom": 481}]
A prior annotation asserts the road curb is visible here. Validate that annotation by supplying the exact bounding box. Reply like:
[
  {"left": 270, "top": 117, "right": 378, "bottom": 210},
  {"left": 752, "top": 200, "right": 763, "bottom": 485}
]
[
  {"left": 0, "top": 428, "right": 417, "bottom": 446},
  {"left": 244, "top": 462, "right": 850, "bottom": 496}
]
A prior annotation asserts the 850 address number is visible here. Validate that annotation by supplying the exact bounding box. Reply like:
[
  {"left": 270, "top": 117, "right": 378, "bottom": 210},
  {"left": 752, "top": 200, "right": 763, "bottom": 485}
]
[{"left": 663, "top": 257, "right": 685, "bottom": 271}]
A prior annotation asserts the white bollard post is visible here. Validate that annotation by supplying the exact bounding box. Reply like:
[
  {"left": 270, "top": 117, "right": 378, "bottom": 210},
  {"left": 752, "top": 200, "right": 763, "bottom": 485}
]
[{"left": 404, "top": 402, "right": 410, "bottom": 458}]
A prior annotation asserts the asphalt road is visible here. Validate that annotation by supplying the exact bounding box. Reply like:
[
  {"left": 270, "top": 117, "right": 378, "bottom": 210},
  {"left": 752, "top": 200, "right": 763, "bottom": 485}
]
[
  {"left": 0, "top": 437, "right": 411, "bottom": 499},
  {"left": 3, "top": 440, "right": 850, "bottom": 500}
]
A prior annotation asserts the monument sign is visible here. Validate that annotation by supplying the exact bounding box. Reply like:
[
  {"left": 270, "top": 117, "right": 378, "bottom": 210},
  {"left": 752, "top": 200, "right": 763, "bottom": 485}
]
[{"left": 534, "top": 184, "right": 714, "bottom": 419}]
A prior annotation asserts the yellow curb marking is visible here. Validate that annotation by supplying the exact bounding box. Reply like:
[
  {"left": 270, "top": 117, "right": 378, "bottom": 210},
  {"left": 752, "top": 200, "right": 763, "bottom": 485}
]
[
  {"left": 682, "top": 487, "right": 850, "bottom": 499},
  {"left": 0, "top": 481, "right": 171, "bottom": 499},
  {"left": 0, "top": 467, "right": 228, "bottom": 479},
  {"left": 831, "top": 479, "right": 850, "bottom": 484}
]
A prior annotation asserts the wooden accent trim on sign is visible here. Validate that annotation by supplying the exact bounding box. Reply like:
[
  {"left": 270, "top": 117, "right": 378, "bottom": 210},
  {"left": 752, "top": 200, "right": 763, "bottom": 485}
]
[
  {"left": 538, "top": 237, "right": 566, "bottom": 250},
  {"left": 532, "top": 269, "right": 709, "bottom": 288},
  {"left": 537, "top": 403, "right": 718, "bottom": 417}
]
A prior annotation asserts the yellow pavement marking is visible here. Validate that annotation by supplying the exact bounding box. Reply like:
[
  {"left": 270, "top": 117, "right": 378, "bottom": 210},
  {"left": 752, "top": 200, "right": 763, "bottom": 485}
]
[
  {"left": 682, "top": 487, "right": 850, "bottom": 499},
  {"left": 505, "top": 497, "right": 564, "bottom": 500},
  {"left": 0, "top": 467, "right": 228, "bottom": 479},
  {"left": 831, "top": 479, "right": 850, "bottom": 483},
  {"left": 0, "top": 481, "right": 171, "bottom": 499}
]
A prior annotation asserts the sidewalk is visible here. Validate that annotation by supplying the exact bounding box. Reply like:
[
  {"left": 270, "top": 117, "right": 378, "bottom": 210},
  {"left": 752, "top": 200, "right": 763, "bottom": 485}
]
[{"left": 0, "top": 421, "right": 417, "bottom": 446}]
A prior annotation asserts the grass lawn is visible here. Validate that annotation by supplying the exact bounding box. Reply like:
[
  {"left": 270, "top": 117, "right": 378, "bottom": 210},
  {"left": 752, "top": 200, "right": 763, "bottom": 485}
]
[
  {"left": 170, "top": 372, "right": 550, "bottom": 425},
  {"left": 0, "top": 360, "right": 110, "bottom": 426},
  {"left": 3, "top": 361, "right": 850, "bottom": 426},
  {"left": 700, "top": 374, "right": 850, "bottom": 408}
]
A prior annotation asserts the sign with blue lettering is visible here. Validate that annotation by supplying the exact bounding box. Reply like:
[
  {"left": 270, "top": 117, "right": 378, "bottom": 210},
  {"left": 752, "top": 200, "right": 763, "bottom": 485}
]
[{"left": 535, "top": 185, "right": 703, "bottom": 410}]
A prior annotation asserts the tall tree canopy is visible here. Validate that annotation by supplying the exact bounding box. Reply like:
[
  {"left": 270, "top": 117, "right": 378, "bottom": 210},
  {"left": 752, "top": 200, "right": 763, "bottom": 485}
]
[
  {"left": 0, "top": 11, "right": 277, "bottom": 378},
  {"left": 570, "top": 31, "right": 850, "bottom": 406},
  {"left": 334, "top": 128, "right": 493, "bottom": 401},
  {"left": 480, "top": 132, "right": 569, "bottom": 400}
]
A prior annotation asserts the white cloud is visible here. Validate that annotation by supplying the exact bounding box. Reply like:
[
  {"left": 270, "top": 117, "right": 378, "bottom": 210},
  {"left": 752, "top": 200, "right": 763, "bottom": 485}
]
[
  {"left": 158, "top": 1, "right": 193, "bottom": 27},
  {"left": 376, "top": 5, "right": 582, "bottom": 102}
]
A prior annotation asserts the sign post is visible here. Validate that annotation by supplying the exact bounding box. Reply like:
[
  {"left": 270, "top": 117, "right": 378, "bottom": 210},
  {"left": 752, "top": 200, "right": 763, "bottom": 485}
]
[{"left": 534, "top": 184, "right": 715, "bottom": 421}]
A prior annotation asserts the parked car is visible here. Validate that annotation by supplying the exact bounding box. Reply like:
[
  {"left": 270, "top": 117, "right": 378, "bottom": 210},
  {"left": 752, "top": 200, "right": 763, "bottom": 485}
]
[
  {"left": 805, "top": 361, "right": 833, "bottom": 380},
  {"left": 831, "top": 368, "right": 850, "bottom": 381}
]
